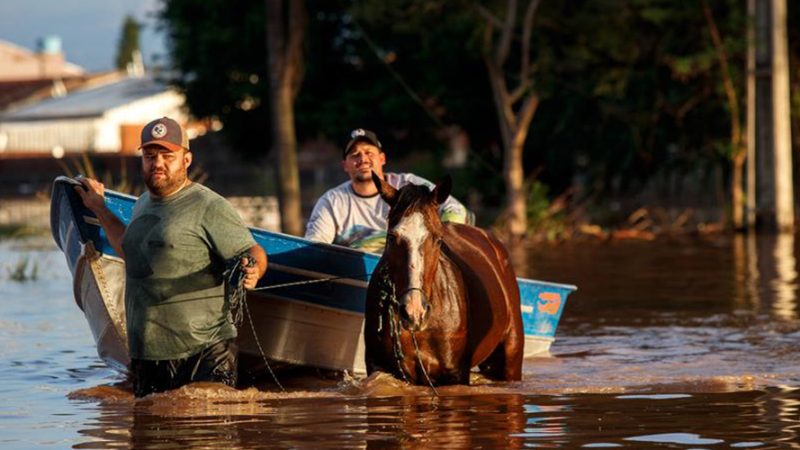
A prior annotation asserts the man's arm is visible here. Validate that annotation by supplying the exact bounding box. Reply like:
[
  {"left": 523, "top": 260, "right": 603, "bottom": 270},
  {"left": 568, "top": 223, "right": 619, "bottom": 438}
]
[
  {"left": 439, "top": 194, "right": 469, "bottom": 224},
  {"left": 403, "top": 173, "right": 469, "bottom": 224},
  {"left": 304, "top": 196, "right": 337, "bottom": 243},
  {"left": 74, "top": 177, "right": 127, "bottom": 259},
  {"left": 240, "top": 244, "right": 267, "bottom": 290}
]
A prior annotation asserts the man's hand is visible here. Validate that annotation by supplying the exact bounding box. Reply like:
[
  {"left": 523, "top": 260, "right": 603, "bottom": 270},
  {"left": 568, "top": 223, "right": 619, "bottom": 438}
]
[
  {"left": 74, "top": 177, "right": 107, "bottom": 215},
  {"left": 240, "top": 256, "right": 260, "bottom": 290},
  {"left": 72, "top": 176, "right": 127, "bottom": 259}
]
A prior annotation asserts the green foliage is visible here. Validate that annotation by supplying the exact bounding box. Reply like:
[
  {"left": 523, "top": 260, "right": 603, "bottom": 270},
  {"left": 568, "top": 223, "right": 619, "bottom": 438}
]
[
  {"left": 159, "top": 0, "right": 270, "bottom": 158},
  {"left": 157, "top": 0, "right": 774, "bottom": 224},
  {"left": 0, "top": 225, "right": 44, "bottom": 240},
  {"left": 8, "top": 256, "right": 38, "bottom": 282},
  {"left": 526, "top": 180, "right": 551, "bottom": 228},
  {"left": 525, "top": 179, "right": 565, "bottom": 242},
  {"left": 115, "top": 15, "right": 141, "bottom": 70}
]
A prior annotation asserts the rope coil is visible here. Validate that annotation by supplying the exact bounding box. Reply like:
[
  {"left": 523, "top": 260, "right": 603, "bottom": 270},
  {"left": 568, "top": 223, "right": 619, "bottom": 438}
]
[{"left": 226, "top": 254, "right": 284, "bottom": 392}]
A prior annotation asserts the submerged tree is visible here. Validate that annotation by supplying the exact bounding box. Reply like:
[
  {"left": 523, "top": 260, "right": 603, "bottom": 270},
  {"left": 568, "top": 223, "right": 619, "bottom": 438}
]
[
  {"left": 160, "top": 0, "right": 306, "bottom": 235},
  {"left": 266, "top": 0, "right": 306, "bottom": 236},
  {"left": 477, "top": 0, "right": 543, "bottom": 239},
  {"left": 701, "top": 0, "right": 746, "bottom": 229}
]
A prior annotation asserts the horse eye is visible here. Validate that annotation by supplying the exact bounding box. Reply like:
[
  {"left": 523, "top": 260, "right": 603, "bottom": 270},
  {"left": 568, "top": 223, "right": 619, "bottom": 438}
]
[{"left": 386, "top": 234, "right": 396, "bottom": 244}]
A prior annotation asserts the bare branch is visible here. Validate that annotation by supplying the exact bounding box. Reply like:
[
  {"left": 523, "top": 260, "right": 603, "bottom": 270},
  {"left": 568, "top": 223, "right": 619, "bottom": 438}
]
[
  {"left": 516, "top": 93, "right": 540, "bottom": 139},
  {"left": 701, "top": 0, "right": 741, "bottom": 151},
  {"left": 472, "top": 2, "right": 503, "bottom": 28},
  {"left": 520, "top": 0, "right": 542, "bottom": 80},
  {"left": 483, "top": 53, "right": 514, "bottom": 147},
  {"left": 287, "top": 0, "right": 306, "bottom": 97},
  {"left": 265, "top": 0, "right": 285, "bottom": 87},
  {"left": 509, "top": 80, "right": 531, "bottom": 104},
  {"left": 495, "top": 0, "right": 518, "bottom": 66}
]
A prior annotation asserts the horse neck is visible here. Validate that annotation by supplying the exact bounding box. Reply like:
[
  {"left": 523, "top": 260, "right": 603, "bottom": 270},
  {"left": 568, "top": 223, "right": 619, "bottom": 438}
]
[{"left": 429, "top": 250, "right": 465, "bottom": 307}]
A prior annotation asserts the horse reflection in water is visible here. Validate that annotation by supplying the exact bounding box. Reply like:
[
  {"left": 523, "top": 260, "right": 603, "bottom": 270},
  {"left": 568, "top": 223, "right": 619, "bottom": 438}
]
[{"left": 365, "top": 173, "right": 524, "bottom": 385}]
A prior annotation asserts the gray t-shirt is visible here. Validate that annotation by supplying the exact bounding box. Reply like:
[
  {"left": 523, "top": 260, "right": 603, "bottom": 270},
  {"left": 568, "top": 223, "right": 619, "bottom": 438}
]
[
  {"left": 304, "top": 173, "right": 467, "bottom": 253},
  {"left": 122, "top": 182, "right": 256, "bottom": 360}
]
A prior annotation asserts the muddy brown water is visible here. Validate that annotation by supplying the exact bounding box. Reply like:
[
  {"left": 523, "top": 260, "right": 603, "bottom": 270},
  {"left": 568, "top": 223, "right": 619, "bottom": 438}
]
[{"left": 0, "top": 235, "right": 798, "bottom": 449}]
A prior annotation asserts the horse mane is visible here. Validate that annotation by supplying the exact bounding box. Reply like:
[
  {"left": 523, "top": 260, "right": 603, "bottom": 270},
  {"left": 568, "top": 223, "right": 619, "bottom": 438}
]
[{"left": 387, "top": 184, "right": 442, "bottom": 230}]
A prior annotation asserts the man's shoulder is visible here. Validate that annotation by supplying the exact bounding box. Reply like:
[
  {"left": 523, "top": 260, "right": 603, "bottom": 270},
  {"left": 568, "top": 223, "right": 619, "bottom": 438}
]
[
  {"left": 319, "top": 180, "right": 355, "bottom": 202},
  {"left": 185, "top": 183, "right": 230, "bottom": 205},
  {"left": 389, "top": 172, "right": 432, "bottom": 187}
]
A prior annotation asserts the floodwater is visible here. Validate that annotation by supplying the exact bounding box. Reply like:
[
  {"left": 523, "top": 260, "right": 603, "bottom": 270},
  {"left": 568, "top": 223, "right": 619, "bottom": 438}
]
[{"left": 0, "top": 234, "right": 799, "bottom": 449}]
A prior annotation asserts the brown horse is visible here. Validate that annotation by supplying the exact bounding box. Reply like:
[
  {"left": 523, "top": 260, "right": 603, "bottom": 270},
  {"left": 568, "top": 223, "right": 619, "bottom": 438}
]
[{"left": 364, "top": 173, "right": 524, "bottom": 385}]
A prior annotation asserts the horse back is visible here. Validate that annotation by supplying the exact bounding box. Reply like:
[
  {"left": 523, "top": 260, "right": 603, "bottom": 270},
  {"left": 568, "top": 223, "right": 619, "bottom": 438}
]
[{"left": 441, "top": 223, "right": 522, "bottom": 365}]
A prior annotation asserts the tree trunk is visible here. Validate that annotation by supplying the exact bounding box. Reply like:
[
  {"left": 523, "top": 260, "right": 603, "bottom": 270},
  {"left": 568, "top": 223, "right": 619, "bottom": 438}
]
[
  {"left": 701, "top": 0, "right": 746, "bottom": 230},
  {"left": 265, "top": 0, "right": 304, "bottom": 236},
  {"left": 752, "top": 0, "right": 794, "bottom": 232},
  {"left": 746, "top": 0, "right": 756, "bottom": 229},
  {"left": 732, "top": 152, "right": 746, "bottom": 229},
  {"left": 504, "top": 139, "right": 527, "bottom": 237},
  {"left": 770, "top": 0, "right": 794, "bottom": 232},
  {"left": 479, "top": 0, "right": 542, "bottom": 239}
]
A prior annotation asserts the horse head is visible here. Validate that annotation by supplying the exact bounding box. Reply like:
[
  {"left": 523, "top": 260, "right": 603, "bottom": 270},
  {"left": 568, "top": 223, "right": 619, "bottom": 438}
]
[{"left": 372, "top": 172, "right": 452, "bottom": 331}]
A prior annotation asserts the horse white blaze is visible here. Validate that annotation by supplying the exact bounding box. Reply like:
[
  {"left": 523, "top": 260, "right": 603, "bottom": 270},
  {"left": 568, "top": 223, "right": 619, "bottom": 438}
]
[{"left": 394, "top": 212, "right": 429, "bottom": 324}]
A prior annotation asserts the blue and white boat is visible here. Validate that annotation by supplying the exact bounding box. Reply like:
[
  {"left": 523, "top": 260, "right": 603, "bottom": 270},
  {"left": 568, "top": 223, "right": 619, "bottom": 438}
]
[{"left": 50, "top": 176, "right": 577, "bottom": 375}]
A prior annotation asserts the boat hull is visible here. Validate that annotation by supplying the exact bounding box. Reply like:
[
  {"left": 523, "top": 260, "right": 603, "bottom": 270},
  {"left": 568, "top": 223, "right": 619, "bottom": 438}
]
[{"left": 51, "top": 176, "right": 576, "bottom": 375}]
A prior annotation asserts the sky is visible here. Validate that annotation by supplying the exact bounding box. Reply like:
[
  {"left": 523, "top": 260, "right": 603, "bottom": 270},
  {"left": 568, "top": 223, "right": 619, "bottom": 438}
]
[{"left": 0, "top": 0, "right": 167, "bottom": 72}]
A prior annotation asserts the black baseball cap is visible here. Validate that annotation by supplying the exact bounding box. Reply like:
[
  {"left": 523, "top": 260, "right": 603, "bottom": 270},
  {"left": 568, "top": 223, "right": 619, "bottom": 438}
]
[{"left": 343, "top": 128, "right": 382, "bottom": 159}]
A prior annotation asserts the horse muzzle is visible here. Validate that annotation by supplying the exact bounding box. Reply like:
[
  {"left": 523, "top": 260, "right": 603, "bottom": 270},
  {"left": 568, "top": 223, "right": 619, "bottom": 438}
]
[{"left": 398, "top": 288, "right": 431, "bottom": 331}]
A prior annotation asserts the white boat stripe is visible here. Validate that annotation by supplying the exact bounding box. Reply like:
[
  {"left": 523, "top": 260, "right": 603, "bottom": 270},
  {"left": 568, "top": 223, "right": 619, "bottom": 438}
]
[{"left": 83, "top": 216, "right": 101, "bottom": 226}]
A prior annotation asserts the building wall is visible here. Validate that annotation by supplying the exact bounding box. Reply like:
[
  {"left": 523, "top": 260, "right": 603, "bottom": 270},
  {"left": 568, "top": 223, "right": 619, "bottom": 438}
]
[
  {"left": 0, "top": 117, "right": 97, "bottom": 155},
  {"left": 0, "top": 41, "right": 84, "bottom": 81}
]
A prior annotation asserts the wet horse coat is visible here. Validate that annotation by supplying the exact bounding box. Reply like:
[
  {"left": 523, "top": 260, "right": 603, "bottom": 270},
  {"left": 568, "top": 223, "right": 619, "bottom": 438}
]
[{"left": 364, "top": 174, "right": 523, "bottom": 385}]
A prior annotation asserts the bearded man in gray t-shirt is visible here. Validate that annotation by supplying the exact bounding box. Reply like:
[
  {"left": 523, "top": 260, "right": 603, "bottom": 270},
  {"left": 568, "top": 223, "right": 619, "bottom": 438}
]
[{"left": 75, "top": 117, "right": 268, "bottom": 397}]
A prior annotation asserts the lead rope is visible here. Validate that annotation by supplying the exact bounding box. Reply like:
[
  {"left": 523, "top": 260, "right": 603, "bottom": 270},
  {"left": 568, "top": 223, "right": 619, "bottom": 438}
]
[
  {"left": 378, "top": 266, "right": 410, "bottom": 384},
  {"left": 411, "top": 331, "right": 439, "bottom": 396},
  {"left": 249, "top": 273, "right": 371, "bottom": 292},
  {"left": 377, "top": 265, "right": 438, "bottom": 396},
  {"left": 227, "top": 256, "right": 285, "bottom": 392}
]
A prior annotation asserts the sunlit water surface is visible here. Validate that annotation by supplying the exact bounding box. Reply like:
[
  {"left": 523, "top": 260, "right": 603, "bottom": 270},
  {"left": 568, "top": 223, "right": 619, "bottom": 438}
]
[{"left": 0, "top": 235, "right": 798, "bottom": 449}]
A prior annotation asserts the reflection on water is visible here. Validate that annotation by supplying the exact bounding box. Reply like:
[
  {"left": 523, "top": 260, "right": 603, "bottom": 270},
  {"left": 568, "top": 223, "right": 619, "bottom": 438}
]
[
  {"left": 1, "top": 236, "right": 800, "bottom": 448},
  {"left": 772, "top": 233, "right": 798, "bottom": 321},
  {"left": 734, "top": 233, "right": 799, "bottom": 321},
  {"left": 65, "top": 385, "right": 800, "bottom": 449}
]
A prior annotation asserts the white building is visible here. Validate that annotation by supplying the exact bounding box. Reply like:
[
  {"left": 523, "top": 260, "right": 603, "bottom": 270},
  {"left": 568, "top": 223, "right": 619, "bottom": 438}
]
[{"left": 0, "top": 76, "right": 186, "bottom": 158}]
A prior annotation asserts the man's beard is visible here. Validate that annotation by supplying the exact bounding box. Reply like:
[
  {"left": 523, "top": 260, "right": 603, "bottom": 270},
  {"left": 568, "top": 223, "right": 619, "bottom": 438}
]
[
  {"left": 144, "top": 168, "right": 187, "bottom": 197},
  {"left": 353, "top": 170, "right": 374, "bottom": 182}
]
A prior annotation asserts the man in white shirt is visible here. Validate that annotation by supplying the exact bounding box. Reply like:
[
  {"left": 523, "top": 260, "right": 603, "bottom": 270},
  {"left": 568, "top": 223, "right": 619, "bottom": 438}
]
[{"left": 305, "top": 128, "right": 469, "bottom": 253}]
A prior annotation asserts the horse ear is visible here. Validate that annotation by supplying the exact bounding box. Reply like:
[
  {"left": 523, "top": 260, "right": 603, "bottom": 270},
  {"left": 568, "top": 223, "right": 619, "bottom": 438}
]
[
  {"left": 432, "top": 175, "right": 452, "bottom": 205},
  {"left": 372, "top": 171, "right": 397, "bottom": 206}
]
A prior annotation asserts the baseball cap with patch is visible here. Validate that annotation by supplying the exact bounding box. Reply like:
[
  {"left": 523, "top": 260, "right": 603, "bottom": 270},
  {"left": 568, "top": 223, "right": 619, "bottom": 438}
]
[
  {"left": 139, "top": 117, "right": 190, "bottom": 152},
  {"left": 343, "top": 128, "right": 382, "bottom": 159}
]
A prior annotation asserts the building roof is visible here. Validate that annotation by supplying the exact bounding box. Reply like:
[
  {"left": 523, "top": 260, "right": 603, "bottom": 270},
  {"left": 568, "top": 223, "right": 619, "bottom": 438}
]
[
  {"left": 0, "top": 76, "right": 176, "bottom": 121},
  {"left": 0, "top": 39, "right": 85, "bottom": 81},
  {"left": 0, "top": 72, "right": 122, "bottom": 111},
  {"left": 0, "top": 79, "right": 57, "bottom": 110}
]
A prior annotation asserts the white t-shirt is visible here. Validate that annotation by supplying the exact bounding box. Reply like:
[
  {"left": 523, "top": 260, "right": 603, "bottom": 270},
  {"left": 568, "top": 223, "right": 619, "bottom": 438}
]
[{"left": 304, "top": 172, "right": 468, "bottom": 253}]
